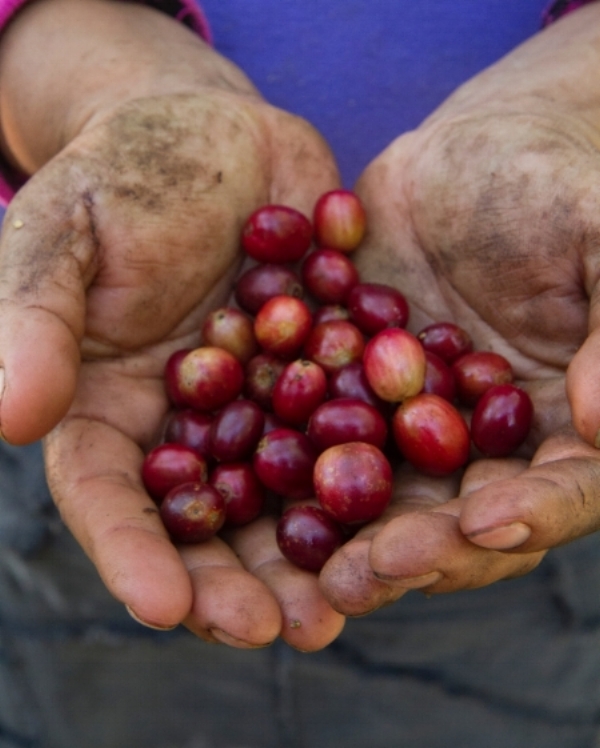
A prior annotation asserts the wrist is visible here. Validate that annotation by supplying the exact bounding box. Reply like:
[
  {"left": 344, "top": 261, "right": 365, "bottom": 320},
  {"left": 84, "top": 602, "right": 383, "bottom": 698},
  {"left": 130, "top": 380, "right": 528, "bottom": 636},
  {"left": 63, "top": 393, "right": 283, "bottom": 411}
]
[{"left": 0, "top": 0, "right": 259, "bottom": 175}]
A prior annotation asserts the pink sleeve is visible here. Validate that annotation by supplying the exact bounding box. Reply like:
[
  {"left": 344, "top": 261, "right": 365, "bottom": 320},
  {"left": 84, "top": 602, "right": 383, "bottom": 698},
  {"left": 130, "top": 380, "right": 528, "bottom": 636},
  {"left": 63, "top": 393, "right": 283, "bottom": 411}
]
[{"left": 0, "top": 0, "right": 212, "bottom": 206}]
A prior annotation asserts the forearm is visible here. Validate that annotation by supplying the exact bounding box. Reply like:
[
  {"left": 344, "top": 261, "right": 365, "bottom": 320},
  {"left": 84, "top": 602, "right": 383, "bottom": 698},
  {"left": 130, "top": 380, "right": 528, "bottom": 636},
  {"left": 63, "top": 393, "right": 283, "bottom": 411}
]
[{"left": 0, "top": 0, "right": 260, "bottom": 175}]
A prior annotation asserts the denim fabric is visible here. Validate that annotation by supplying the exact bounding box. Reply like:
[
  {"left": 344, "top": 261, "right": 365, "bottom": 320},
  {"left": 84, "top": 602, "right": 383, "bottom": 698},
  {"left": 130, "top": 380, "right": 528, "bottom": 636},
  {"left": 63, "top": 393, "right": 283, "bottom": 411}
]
[{"left": 1, "top": 442, "right": 600, "bottom": 748}]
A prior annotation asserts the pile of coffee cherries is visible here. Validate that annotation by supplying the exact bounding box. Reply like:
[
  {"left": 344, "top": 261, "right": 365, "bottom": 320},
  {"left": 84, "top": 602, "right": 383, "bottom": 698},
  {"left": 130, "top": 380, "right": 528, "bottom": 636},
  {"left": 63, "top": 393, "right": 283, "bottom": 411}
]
[{"left": 141, "top": 190, "right": 534, "bottom": 573}]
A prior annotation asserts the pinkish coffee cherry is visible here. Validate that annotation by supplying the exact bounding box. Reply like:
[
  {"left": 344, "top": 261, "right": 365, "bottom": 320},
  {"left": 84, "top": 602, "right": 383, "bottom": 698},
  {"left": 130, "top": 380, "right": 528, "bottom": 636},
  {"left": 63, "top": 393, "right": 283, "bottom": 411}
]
[
  {"left": 201, "top": 306, "right": 258, "bottom": 364},
  {"left": 313, "top": 190, "right": 367, "bottom": 253},
  {"left": 177, "top": 347, "right": 244, "bottom": 412},
  {"left": 254, "top": 295, "right": 313, "bottom": 359},
  {"left": 303, "top": 320, "right": 365, "bottom": 373},
  {"left": 363, "top": 328, "right": 426, "bottom": 403}
]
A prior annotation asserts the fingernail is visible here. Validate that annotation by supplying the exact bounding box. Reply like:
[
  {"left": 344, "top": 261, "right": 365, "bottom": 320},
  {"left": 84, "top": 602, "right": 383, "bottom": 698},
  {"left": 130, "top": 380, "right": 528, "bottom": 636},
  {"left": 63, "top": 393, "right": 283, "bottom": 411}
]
[
  {"left": 467, "top": 521, "right": 531, "bottom": 550},
  {"left": 373, "top": 570, "right": 443, "bottom": 588},
  {"left": 125, "top": 604, "right": 178, "bottom": 631},
  {"left": 209, "top": 628, "right": 272, "bottom": 649}
]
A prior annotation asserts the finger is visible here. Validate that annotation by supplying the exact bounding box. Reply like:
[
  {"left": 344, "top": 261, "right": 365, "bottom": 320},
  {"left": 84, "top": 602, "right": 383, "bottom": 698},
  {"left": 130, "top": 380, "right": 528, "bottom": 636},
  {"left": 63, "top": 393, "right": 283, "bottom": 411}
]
[
  {"left": 0, "top": 176, "right": 93, "bottom": 443},
  {"left": 228, "top": 514, "right": 346, "bottom": 652},
  {"left": 47, "top": 411, "right": 283, "bottom": 644},
  {"left": 368, "top": 458, "right": 545, "bottom": 592},
  {"left": 180, "top": 538, "right": 282, "bottom": 649},
  {"left": 566, "top": 326, "right": 600, "bottom": 446},
  {"left": 459, "top": 426, "right": 600, "bottom": 552},
  {"left": 319, "top": 466, "right": 461, "bottom": 616},
  {"left": 45, "top": 416, "right": 194, "bottom": 628}
]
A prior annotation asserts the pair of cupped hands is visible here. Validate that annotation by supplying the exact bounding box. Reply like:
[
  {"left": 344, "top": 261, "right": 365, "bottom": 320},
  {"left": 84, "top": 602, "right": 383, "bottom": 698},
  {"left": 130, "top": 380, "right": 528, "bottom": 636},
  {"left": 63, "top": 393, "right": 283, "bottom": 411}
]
[{"left": 1, "top": 0, "right": 600, "bottom": 651}]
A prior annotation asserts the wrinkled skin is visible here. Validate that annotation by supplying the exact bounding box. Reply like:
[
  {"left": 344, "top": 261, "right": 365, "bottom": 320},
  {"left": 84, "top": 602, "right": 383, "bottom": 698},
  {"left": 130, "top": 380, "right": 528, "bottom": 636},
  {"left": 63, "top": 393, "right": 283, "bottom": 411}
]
[
  {"left": 4, "top": 0, "right": 600, "bottom": 648},
  {"left": 320, "top": 10, "right": 600, "bottom": 613},
  {"left": 0, "top": 0, "right": 346, "bottom": 650}
]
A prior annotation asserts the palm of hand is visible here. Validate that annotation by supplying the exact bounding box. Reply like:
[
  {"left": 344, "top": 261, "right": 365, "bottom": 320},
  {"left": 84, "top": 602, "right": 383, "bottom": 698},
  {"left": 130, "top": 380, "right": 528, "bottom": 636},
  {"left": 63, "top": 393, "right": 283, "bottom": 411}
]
[
  {"left": 319, "top": 111, "right": 600, "bottom": 615},
  {"left": 0, "top": 91, "right": 344, "bottom": 648}
]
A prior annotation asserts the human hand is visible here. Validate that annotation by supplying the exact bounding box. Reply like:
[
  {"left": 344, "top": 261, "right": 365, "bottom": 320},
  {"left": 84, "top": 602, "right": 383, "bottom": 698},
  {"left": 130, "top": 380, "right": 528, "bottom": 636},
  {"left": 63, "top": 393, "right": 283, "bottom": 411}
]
[
  {"left": 320, "top": 5, "right": 600, "bottom": 615},
  {"left": 0, "top": 0, "right": 344, "bottom": 650}
]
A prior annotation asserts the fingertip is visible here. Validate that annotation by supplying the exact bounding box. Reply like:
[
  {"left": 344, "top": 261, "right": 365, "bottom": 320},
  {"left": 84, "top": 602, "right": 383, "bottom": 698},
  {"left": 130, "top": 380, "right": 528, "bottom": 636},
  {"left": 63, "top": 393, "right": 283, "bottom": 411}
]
[
  {"left": 0, "top": 309, "right": 80, "bottom": 443},
  {"left": 257, "top": 559, "right": 346, "bottom": 652},
  {"left": 319, "top": 538, "right": 404, "bottom": 617},
  {"left": 566, "top": 331, "right": 600, "bottom": 447},
  {"left": 109, "top": 539, "right": 194, "bottom": 630},
  {"left": 186, "top": 563, "right": 282, "bottom": 648}
]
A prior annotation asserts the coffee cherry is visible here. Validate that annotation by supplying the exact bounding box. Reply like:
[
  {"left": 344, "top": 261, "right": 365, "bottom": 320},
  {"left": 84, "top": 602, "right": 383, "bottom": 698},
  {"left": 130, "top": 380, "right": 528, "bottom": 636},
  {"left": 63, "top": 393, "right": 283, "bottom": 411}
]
[
  {"left": 163, "top": 409, "right": 213, "bottom": 460},
  {"left": 272, "top": 359, "right": 328, "bottom": 426},
  {"left": 151, "top": 193, "right": 538, "bottom": 556},
  {"left": 235, "top": 263, "right": 304, "bottom": 315},
  {"left": 417, "top": 322, "right": 473, "bottom": 364},
  {"left": 313, "top": 189, "right": 366, "bottom": 252},
  {"left": 177, "top": 347, "right": 244, "bottom": 412},
  {"left": 244, "top": 353, "right": 286, "bottom": 411},
  {"left": 142, "top": 443, "right": 208, "bottom": 503},
  {"left": 253, "top": 427, "right": 317, "bottom": 501},
  {"left": 209, "top": 399, "right": 265, "bottom": 462},
  {"left": 254, "top": 295, "right": 313, "bottom": 359},
  {"left": 164, "top": 348, "right": 193, "bottom": 407},
  {"left": 304, "top": 320, "right": 365, "bottom": 373},
  {"left": 242, "top": 204, "right": 312, "bottom": 263},
  {"left": 422, "top": 351, "right": 457, "bottom": 402},
  {"left": 314, "top": 442, "right": 393, "bottom": 524},
  {"left": 392, "top": 393, "right": 470, "bottom": 477},
  {"left": 471, "top": 384, "right": 533, "bottom": 457},
  {"left": 201, "top": 306, "right": 258, "bottom": 364},
  {"left": 302, "top": 248, "right": 359, "bottom": 304},
  {"left": 452, "top": 351, "right": 513, "bottom": 406},
  {"left": 160, "top": 482, "right": 226, "bottom": 543},
  {"left": 209, "top": 462, "right": 265, "bottom": 526},
  {"left": 307, "top": 398, "right": 388, "bottom": 452},
  {"left": 347, "top": 282, "right": 409, "bottom": 336},
  {"left": 363, "top": 328, "right": 426, "bottom": 403},
  {"left": 276, "top": 505, "right": 344, "bottom": 572},
  {"left": 328, "top": 361, "right": 387, "bottom": 412}
]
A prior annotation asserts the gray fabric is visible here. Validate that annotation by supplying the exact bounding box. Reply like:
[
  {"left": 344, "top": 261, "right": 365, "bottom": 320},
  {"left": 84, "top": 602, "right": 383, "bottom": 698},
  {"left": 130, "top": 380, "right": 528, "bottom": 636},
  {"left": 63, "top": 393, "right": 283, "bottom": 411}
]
[{"left": 1, "top": 441, "right": 600, "bottom": 747}]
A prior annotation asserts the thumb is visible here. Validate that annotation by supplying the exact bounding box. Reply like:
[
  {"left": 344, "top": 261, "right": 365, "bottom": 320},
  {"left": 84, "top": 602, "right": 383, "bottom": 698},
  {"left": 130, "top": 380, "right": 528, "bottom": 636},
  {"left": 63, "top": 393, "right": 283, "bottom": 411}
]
[{"left": 0, "top": 175, "right": 91, "bottom": 444}]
